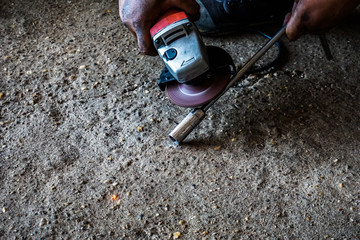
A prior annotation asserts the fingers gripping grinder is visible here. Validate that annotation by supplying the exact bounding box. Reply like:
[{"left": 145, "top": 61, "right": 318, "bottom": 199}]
[{"left": 151, "top": 9, "right": 286, "bottom": 144}]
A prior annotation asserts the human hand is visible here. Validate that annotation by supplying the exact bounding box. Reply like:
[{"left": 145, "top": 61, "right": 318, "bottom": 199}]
[
  {"left": 284, "top": 0, "right": 360, "bottom": 40},
  {"left": 119, "top": 0, "right": 200, "bottom": 55}
]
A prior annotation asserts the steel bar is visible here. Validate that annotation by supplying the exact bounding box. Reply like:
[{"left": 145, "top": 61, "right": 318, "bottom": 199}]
[{"left": 169, "top": 25, "right": 287, "bottom": 144}]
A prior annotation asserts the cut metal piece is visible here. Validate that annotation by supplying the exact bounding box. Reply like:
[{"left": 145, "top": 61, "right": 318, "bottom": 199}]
[{"left": 169, "top": 108, "right": 205, "bottom": 144}]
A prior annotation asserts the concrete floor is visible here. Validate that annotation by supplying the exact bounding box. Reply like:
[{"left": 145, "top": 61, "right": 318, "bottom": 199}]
[{"left": 0, "top": 1, "right": 359, "bottom": 239}]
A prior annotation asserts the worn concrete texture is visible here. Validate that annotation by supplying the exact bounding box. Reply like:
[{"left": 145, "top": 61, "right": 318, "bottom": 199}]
[{"left": 1, "top": 0, "right": 359, "bottom": 239}]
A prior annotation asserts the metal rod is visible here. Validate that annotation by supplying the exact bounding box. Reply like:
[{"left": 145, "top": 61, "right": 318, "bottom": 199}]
[
  {"left": 319, "top": 34, "right": 333, "bottom": 61},
  {"left": 169, "top": 24, "right": 287, "bottom": 144},
  {"left": 203, "top": 24, "right": 287, "bottom": 111}
]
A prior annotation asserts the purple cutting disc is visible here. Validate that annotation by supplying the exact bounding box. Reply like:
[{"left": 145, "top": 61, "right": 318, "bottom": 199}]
[{"left": 166, "top": 68, "right": 231, "bottom": 107}]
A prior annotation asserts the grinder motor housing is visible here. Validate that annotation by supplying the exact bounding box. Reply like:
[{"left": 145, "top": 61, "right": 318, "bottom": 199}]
[{"left": 150, "top": 10, "right": 209, "bottom": 83}]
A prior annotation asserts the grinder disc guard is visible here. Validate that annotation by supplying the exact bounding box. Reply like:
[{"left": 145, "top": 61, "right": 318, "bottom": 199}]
[{"left": 162, "top": 46, "right": 235, "bottom": 107}]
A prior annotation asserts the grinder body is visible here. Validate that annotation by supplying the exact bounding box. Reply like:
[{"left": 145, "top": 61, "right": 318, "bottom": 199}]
[{"left": 150, "top": 10, "right": 209, "bottom": 83}]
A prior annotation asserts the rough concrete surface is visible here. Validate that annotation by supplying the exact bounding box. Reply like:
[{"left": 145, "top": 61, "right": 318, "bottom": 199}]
[{"left": 1, "top": 1, "right": 359, "bottom": 239}]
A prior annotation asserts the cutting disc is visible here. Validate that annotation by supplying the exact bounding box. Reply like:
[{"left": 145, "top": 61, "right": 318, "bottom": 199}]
[{"left": 166, "top": 66, "right": 231, "bottom": 107}]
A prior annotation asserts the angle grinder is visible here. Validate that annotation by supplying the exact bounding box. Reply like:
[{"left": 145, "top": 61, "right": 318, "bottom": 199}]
[
  {"left": 151, "top": 10, "right": 287, "bottom": 144},
  {"left": 150, "top": 10, "right": 235, "bottom": 108}
]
